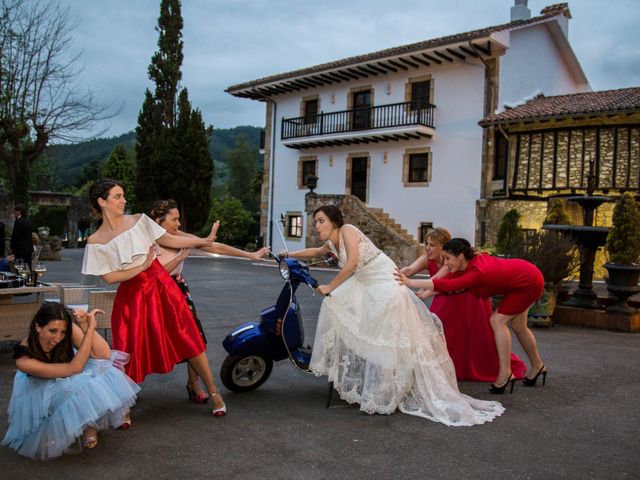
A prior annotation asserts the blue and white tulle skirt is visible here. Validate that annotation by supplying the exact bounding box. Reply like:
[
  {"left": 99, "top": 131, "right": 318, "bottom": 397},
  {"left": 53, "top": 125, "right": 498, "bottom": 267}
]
[{"left": 2, "top": 351, "right": 140, "bottom": 460}]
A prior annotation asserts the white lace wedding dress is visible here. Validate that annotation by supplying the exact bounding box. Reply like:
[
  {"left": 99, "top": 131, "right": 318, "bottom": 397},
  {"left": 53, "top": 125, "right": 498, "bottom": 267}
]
[{"left": 309, "top": 224, "right": 504, "bottom": 426}]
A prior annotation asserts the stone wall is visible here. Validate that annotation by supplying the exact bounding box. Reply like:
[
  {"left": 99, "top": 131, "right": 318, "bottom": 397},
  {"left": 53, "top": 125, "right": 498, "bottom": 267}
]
[
  {"left": 508, "top": 125, "right": 640, "bottom": 194},
  {"left": 479, "top": 197, "right": 616, "bottom": 246},
  {"left": 304, "top": 193, "right": 418, "bottom": 266}
]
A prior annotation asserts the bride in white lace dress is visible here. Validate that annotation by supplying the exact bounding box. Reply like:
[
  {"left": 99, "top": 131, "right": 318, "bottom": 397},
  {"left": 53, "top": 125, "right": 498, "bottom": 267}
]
[{"left": 286, "top": 205, "right": 504, "bottom": 426}]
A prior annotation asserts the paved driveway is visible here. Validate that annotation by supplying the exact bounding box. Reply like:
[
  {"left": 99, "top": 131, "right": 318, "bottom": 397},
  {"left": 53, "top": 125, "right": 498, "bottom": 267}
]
[{"left": 1, "top": 249, "right": 638, "bottom": 479}]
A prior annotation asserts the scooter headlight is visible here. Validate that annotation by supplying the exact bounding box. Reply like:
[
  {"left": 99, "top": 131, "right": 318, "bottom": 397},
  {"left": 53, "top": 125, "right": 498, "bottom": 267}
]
[{"left": 279, "top": 260, "right": 290, "bottom": 280}]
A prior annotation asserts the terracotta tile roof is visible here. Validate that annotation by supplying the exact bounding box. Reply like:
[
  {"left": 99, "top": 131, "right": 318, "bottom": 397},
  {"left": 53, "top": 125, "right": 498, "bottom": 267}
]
[
  {"left": 227, "top": 4, "right": 570, "bottom": 93},
  {"left": 479, "top": 87, "right": 640, "bottom": 126}
]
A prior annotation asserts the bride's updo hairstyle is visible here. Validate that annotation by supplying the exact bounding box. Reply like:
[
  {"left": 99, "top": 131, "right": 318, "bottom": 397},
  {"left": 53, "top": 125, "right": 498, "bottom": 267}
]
[
  {"left": 442, "top": 238, "right": 476, "bottom": 260},
  {"left": 313, "top": 205, "right": 344, "bottom": 228},
  {"left": 150, "top": 199, "right": 178, "bottom": 224},
  {"left": 89, "top": 179, "right": 125, "bottom": 226}
]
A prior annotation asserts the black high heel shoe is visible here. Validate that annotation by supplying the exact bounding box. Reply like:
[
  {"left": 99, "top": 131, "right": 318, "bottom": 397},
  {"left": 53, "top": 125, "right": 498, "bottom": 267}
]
[
  {"left": 186, "top": 384, "right": 210, "bottom": 404},
  {"left": 523, "top": 365, "right": 548, "bottom": 387},
  {"left": 489, "top": 374, "right": 515, "bottom": 394}
]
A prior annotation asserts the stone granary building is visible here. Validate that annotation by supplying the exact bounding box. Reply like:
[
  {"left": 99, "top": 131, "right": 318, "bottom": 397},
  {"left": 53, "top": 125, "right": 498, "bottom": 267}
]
[
  {"left": 227, "top": 2, "right": 590, "bottom": 265},
  {"left": 478, "top": 87, "right": 640, "bottom": 244}
]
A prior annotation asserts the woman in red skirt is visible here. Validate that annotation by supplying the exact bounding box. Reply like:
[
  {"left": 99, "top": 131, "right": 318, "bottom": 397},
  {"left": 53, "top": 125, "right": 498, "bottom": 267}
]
[
  {"left": 400, "top": 228, "right": 526, "bottom": 382},
  {"left": 396, "top": 238, "right": 546, "bottom": 394},
  {"left": 81, "top": 179, "right": 226, "bottom": 416}
]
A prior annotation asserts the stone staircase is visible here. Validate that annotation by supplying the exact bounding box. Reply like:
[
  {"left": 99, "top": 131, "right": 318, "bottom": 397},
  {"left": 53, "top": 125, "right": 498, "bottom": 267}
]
[
  {"left": 366, "top": 207, "right": 417, "bottom": 245},
  {"left": 304, "top": 193, "right": 420, "bottom": 266}
]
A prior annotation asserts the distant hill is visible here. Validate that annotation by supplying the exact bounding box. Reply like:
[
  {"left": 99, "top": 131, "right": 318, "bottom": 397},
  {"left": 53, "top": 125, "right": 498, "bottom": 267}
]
[{"left": 45, "top": 125, "right": 263, "bottom": 188}]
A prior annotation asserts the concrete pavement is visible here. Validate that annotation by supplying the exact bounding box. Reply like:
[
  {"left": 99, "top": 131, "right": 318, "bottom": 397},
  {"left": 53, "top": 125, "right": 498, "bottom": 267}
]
[{"left": 1, "top": 249, "right": 638, "bottom": 479}]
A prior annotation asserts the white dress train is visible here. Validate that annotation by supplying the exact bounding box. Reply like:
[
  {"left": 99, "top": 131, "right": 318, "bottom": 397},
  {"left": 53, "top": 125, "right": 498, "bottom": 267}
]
[{"left": 309, "top": 224, "right": 504, "bottom": 426}]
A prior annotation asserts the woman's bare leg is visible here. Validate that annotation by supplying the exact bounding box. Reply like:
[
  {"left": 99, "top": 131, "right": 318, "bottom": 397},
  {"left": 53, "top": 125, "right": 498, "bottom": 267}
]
[
  {"left": 509, "top": 310, "right": 545, "bottom": 378},
  {"left": 489, "top": 311, "right": 517, "bottom": 385},
  {"left": 187, "top": 364, "right": 206, "bottom": 397},
  {"left": 187, "top": 353, "right": 225, "bottom": 410}
]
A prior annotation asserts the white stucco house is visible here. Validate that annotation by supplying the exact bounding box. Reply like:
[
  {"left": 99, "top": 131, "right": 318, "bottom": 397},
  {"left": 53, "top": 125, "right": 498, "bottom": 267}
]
[{"left": 227, "top": 2, "right": 589, "bottom": 262}]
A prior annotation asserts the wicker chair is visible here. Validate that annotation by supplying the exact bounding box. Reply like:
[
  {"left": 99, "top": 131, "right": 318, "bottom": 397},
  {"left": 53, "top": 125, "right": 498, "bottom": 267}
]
[
  {"left": 88, "top": 290, "right": 117, "bottom": 332},
  {"left": 0, "top": 302, "right": 41, "bottom": 341}
]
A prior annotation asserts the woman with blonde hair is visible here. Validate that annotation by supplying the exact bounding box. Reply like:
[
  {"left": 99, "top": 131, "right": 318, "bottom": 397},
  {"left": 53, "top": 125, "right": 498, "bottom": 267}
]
[{"left": 400, "top": 228, "right": 526, "bottom": 382}]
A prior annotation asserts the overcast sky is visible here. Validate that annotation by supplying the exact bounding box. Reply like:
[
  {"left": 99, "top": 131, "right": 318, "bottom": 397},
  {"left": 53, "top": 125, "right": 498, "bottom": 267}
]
[{"left": 58, "top": 0, "right": 640, "bottom": 139}]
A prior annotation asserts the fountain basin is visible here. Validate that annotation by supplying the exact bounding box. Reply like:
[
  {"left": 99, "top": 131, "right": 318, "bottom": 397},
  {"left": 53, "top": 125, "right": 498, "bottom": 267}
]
[{"left": 542, "top": 224, "right": 609, "bottom": 248}]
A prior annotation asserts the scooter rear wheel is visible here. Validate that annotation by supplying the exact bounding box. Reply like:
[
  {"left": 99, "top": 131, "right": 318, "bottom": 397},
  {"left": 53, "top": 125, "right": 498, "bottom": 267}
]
[{"left": 220, "top": 355, "right": 273, "bottom": 392}]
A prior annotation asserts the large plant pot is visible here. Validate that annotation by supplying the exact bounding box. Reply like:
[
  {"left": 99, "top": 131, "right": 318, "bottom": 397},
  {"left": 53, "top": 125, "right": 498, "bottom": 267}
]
[
  {"left": 528, "top": 287, "right": 557, "bottom": 327},
  {"left": 603, "top": 263, "right": 640, "bottom": 314}
]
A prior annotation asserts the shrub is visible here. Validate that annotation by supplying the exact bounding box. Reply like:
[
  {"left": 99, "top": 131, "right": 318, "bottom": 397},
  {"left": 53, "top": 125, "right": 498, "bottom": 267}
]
[
  {"left": 522, "top": 231, "right": 579, "bottom": 289},
  {"left": 544, "top": 198, "right": 570, "bottom": 225},
  {"left": 496, "top": 209, "right": 524, "bottom": 257},
  {"left": 606, "top": 193, "right": 640, "bottom": 264}
]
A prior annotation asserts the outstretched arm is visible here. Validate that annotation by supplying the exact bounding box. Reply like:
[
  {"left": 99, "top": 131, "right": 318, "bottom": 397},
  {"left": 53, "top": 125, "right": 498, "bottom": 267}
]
[
  {"left": 156, "top": 221, "right": 219, "bottom": 250},
  {"left": 172, "top": 230, "right": 271, "bottom": 260},
  {"left": 286, "top": 244, "right": 330, "bottom": 259},
  {"left": 398, "top": 255, "right": 429, "bottom": 276},
  {"left": 394, "top": 268, "right": 435, "bottom": 290}
]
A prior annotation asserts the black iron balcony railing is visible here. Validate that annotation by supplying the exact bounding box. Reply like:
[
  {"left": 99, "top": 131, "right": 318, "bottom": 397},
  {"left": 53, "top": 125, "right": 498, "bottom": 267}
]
[{"left": 281, "top": 100, "right": 435, "bottom": 140}]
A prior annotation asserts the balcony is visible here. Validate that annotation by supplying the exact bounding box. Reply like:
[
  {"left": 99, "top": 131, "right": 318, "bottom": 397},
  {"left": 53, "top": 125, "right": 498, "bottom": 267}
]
[{"left": 281, "top": 101, "right": 435, "bottom": 149}]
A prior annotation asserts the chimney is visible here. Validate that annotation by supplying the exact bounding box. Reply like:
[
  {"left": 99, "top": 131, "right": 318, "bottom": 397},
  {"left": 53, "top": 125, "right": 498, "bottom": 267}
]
[{"left": 511, "top": 0, "right": 531, "bottom": 22}]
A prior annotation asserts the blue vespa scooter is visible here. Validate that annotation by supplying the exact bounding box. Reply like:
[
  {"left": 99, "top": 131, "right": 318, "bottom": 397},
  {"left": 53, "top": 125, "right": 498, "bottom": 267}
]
[{"left": 220, "top": 215, "right": 335, "bottom": 392}]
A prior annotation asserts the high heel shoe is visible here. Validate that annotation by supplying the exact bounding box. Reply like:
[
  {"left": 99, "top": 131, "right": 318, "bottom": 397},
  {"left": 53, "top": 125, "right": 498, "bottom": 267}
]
[
  {"left": 186, "top": 384, "right": 210, "bottom": 404},
  {"left": 117, "top": 412, "right": 132, "bottom": 430},
  {"left": 489, "top": 374, "right": 516, "bottom": 394},
  {"left": 211, "top": 392, "right": 227, "bottom": 417},
  {"left": 83, "top": 428, "right": 98, "bottom": 449},
  {"left": 523, "top": 365, "right": 548, "bottom": 387}
]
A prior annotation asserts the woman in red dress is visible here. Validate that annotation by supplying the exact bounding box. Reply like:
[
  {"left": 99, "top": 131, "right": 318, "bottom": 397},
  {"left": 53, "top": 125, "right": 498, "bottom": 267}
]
[
  {"left": 81, "top": 179, "right": 226, "bottom": 416},
  {"left": 396, "top": 238, "right": 546, "bottom": 394},
  {"left": 400, "top": 228, "right": 526, "bottom": 382}
]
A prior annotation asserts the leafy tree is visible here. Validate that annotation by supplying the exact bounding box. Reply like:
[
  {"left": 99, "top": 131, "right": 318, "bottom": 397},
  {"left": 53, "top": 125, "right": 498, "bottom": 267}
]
[
  {"left": 496, "top": 209, "right": 524, "bottom": 257},
  {"left": 226, "top": 135, "right": 259, "bottom": 211},
  {"left": 134, "top": 0, "right": 213, "bottom": 229},
  {"left": 172, "top": 89, "right": 212, "bottom": 231},
  {"left": 77, "top": 160, "right": 103, "bottom": 188},
  {"left": 147, "top": 0, "right": 183, "bottom": 128},
  {"left": 0, "top": 0, "right": 111, "bottom": 204},
  {"left": 200, "top": 198, "right": 255, "bottom": 247},
  {"left": 103, "top": 144, "right": 136, "bottom": 207}
]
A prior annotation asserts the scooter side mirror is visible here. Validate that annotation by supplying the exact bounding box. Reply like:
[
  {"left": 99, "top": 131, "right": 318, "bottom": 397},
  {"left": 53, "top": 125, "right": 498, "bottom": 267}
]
[{"left": 325, "top": 252, "right": 339, "bottom": 267}]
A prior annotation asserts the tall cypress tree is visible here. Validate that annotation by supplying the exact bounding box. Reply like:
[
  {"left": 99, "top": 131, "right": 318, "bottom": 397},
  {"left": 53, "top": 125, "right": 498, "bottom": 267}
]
[
  {"left": 148, "top": 0, "right": 183, "bottom": 128},
  {"left": 173, "top": 89, "right": 212, "bottom": 231},
  {"left": 135, "top": 0, "right": 213, "bottom": 228}
]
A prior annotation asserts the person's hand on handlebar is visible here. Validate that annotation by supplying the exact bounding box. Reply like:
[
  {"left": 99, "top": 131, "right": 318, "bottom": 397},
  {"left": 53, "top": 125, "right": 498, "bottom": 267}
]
[{"left": 316, "top": 284, "right": 332, "bottom": 296}]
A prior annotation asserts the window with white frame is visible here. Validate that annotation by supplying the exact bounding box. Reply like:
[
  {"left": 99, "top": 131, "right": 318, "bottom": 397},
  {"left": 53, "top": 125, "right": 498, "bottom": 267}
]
[{"left": 286, "top": 213, "right": 303, "bottom": 239}]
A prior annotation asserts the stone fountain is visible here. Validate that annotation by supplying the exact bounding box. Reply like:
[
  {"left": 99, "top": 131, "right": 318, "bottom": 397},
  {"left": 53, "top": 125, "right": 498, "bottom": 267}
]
[{"left": 543, "top": 173, "right": 610, "bottom": 309}]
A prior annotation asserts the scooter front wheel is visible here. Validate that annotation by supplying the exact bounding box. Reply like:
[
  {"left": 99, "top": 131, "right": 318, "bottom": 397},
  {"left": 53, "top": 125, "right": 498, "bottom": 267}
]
[{"left": 220, "top": 354, "right": 274, "bottom": 392}]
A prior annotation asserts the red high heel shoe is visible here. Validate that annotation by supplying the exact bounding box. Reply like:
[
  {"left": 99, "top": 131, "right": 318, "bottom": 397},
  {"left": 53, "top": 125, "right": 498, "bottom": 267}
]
[
  {"left": 186, "top": 384, "right": 210, "bottom": 404},
  {"left": 211, "top": 392, "right": 226, "bottom": 417},
  {"left": 117, "top": 413, "right": 132, "bottom": 430}
]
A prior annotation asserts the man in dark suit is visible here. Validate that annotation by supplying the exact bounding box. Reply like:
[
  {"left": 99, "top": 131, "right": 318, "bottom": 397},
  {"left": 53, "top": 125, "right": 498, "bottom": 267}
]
[
  {"left": 0, "top": 220, "right": 5, "bottom": 257},
  {"left": 10, "top": 205, "right": 34, "bottom": 266}
]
